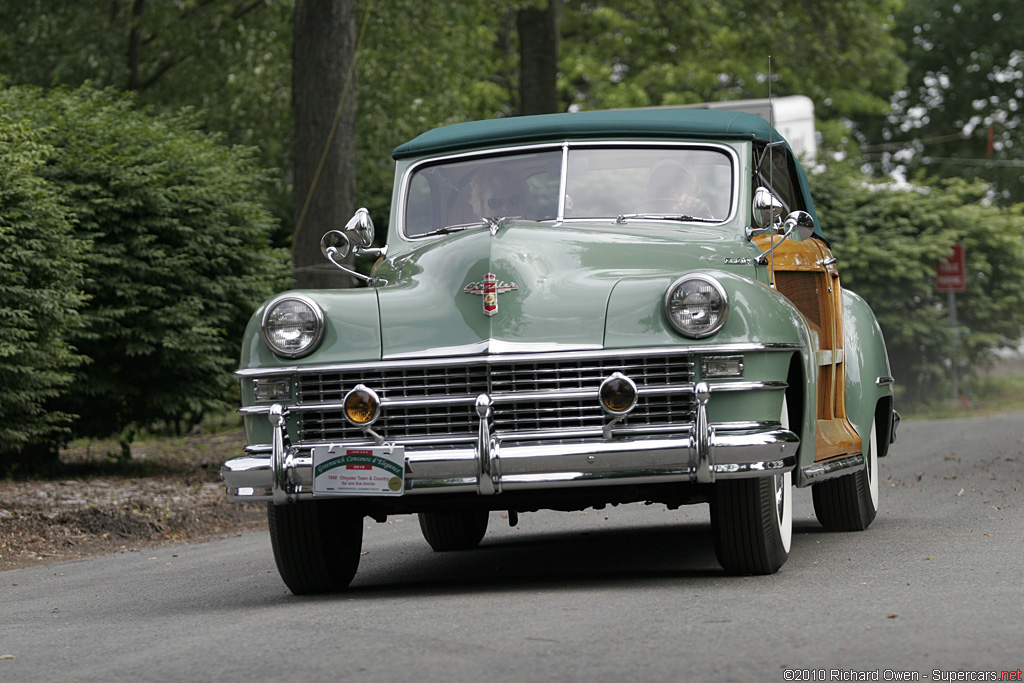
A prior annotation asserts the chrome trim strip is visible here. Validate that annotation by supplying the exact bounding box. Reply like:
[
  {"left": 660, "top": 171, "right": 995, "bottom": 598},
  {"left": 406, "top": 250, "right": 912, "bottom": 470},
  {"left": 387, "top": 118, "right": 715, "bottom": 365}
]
[
  {"left": 557, "top": 141, "right": 569, "bottom": 221},
  {"left": 704, "top": 380, "right": 787, "bottom": 393},
  {"left": 383, "top": 341, "right": 490, "bottom": 359},
  {"left": 382, "top": 340, "right": 609, "bottom": 359},
  {"left": 235, "top": 343, "right": 802, "bottom": 379},
  {"left": 487, "top": 340, "right": 605, "bottom": 354},
  {"left": 242, "top": 420, "right": 781, "bottom": 453},
  {"left": 801, "top": 453, "right": 865, "bottom": 484},
  {"left": 876, "top": 376, "right": 895, "bottom": 387}
]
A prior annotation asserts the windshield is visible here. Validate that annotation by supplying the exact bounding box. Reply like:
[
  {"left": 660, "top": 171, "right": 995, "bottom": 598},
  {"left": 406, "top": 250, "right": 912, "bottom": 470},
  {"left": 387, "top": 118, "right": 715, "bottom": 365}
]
[{"left": 403, "top": 145, "right": 735, "bottom": 238}]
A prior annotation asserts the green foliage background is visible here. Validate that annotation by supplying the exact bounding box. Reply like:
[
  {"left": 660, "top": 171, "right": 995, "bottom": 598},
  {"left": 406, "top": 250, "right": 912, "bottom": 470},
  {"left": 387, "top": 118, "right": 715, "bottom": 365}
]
[
  {"left": 0, "top": 86, "right": 289, "bottom": 463},
  {"left": 0, "top": 115, "right": 85, "bottom": 454},
  {"left": 810, "top": 165, "right": 1024, "bottom": 405}
]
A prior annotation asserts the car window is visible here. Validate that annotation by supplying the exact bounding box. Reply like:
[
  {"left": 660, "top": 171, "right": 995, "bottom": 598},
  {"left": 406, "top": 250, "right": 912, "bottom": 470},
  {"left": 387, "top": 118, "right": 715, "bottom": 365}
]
[
  {"left": 404, "top": 150, "right": 562, "bottom": 237},
  {"left": 403, "top": 145, "right": 735, "bottom": 237},
  {"left": 565, "top": 147, "right": 733, "bottom": 220},
  {"left": 753, "top": 144, "right": 806, "bottom": 216}
]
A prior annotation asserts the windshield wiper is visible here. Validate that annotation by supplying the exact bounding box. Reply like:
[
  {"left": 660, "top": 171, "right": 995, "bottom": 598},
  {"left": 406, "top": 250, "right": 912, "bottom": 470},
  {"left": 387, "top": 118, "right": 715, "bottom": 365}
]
[
  {"left": 615, "top": 213, "right": 717, "bottom": 224},
  {"left": 414, "top": 223, "right": 483, "bottom": 239}
]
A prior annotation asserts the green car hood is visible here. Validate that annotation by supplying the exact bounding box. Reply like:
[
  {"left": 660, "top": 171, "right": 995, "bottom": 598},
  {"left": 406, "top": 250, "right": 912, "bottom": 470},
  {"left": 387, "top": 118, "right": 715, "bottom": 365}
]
[{"left": 375, "top": 221, "right": 752, "bottom": 358}]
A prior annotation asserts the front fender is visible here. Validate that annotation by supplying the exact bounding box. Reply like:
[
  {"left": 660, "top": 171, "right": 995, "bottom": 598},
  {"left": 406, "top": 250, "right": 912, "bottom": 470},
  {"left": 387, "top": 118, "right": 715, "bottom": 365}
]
[
  {"left": 604, "top": 270, "right": 819, "bottom": 467},
  {"left": 843, "top": 289, "right": 896, "bottom": 456},
  {"left": 238, "top": 289, "right": 383, "bottom": 371}
]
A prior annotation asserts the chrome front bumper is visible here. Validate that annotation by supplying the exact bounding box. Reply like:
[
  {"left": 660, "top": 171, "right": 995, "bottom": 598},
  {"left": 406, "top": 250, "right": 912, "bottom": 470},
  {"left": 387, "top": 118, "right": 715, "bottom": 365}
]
[{"left": 221, "top": 384, "right": 799, "bottom": 504}]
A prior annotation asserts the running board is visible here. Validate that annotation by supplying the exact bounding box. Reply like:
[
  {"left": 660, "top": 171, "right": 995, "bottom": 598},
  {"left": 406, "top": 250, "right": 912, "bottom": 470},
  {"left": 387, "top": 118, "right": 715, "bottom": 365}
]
[{"left": 800, "top": 452, "right": 865, "bottom": 485}]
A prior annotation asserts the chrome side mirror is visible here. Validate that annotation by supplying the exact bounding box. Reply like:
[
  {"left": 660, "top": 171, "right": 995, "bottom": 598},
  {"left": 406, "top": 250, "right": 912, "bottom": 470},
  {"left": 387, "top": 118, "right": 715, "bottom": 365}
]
[
  {"left": 752, "top": 187, "right": 784, "bottom": 229},
  {"left": 343, "top": 207, "right": 374, "bottom": 249},
  {"left": 321, "top": 229, "right": 353, "bottom": 261},
  {"left": 755, "top": 210, "right": 816, "bottom": 265},
  {"left": 783, "top": 210, "right": 815, "bottom": 243},
  {"left": 320, "top": 208, "right": 388, "bottom": 286}
]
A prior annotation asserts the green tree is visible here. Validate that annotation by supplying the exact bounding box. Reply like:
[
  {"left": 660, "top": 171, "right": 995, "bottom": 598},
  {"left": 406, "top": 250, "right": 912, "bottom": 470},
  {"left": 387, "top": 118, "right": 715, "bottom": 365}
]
[
  {"left": 0, "top": 114, "right": 85, "bottom": 468},
  {"left": 351, "top": 0, "right": 523, "bottom": 226},
  {"left": 0, "top": 0, "right": 294, "bottom": 229},
  {"left": 810, "top": 163, "right": 1024, "bottom": 404},
  {"left": 0, "top": 85, "right": 290, "bottom": 455},
  {"left": 558, "top": 0, "right": 906, "bottom": 148},
  {"left": 855, "top": 0, "right": 1024, "bottom": 204}
]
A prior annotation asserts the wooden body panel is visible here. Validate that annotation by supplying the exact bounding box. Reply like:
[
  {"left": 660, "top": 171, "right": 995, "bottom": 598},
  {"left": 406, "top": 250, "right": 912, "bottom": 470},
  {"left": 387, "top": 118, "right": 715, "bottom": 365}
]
[{"left": 753, "top": 235, "right": 862, "bottom": 461}]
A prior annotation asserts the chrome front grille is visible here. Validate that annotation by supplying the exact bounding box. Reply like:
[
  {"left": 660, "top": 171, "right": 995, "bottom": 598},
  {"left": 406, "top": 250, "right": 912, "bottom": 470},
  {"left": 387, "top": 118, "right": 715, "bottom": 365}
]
[{"left": 294, "top": 352, "right": 695, "bottom": 444}]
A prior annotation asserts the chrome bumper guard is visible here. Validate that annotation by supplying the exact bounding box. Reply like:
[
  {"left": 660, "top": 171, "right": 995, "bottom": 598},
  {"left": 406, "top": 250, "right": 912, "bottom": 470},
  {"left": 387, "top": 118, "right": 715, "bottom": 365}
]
[{"left": 222, "top": 383, "right": 799, "bottom": 503}]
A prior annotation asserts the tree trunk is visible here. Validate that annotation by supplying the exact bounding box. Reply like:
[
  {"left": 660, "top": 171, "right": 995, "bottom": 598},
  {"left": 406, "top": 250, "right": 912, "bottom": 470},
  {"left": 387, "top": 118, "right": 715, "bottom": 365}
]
[
  {"left": 517, "top": 1, "right": 559, "bottom": 116},
  {"left": 292, "top": 0, "right": 357, "bottom": 289}
]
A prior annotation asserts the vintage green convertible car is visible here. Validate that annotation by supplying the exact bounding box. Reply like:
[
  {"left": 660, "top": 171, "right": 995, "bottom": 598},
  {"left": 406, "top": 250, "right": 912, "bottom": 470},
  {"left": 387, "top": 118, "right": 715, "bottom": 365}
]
[{"left": 222, "top": 108, "right": 898, "bottom": 594}]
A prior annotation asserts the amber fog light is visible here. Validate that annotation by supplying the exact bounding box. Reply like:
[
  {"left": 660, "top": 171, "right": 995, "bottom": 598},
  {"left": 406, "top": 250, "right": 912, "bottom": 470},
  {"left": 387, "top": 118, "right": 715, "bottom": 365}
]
[
  {"left": 600, "top": 372, "right": 638, "bottom": 415},
  {"left": 343, "top": 384, "right": 381, "bottom": 426}
]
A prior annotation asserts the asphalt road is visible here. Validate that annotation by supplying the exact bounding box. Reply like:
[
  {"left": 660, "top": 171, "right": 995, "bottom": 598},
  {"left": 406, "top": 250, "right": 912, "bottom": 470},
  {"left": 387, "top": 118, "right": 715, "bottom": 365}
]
[{"left": 3, "top": 412, "right": 1023, "bottom": 683}]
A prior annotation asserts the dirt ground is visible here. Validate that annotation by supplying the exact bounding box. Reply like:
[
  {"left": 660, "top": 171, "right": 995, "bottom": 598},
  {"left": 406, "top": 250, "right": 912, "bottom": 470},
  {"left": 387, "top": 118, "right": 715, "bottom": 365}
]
[{"left": 0, "top": 430, "right": 266, "bottom": 572}]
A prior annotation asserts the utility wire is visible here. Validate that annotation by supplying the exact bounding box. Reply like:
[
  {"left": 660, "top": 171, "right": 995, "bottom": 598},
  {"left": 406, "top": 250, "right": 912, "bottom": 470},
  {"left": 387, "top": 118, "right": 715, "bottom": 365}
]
[{"left": 860, "top": 131, "right": 969, "bottom": 152}]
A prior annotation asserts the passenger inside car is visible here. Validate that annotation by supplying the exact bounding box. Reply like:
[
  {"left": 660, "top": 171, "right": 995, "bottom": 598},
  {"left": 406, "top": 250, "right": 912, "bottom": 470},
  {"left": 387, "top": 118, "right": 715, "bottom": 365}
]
[{"left": 646, "top": 159, "right": 714, "bottom": 218}]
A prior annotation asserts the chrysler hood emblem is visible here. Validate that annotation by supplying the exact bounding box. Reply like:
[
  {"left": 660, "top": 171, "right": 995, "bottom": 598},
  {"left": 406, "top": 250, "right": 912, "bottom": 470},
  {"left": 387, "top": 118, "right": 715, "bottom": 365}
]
[{"left": 464, "top": 273, "right": 518, "bottom": 316}]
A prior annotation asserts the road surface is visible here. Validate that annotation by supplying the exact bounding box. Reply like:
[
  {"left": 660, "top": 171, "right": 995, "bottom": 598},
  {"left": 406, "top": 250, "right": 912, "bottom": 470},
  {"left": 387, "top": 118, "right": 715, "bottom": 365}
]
[{"left": 3, "top": 412, "right": 1022, "bottom": 682}]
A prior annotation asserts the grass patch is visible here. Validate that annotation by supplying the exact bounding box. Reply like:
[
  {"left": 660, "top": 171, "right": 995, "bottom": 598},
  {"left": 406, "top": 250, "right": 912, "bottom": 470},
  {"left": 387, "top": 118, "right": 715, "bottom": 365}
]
[{"left": 898, "top": 372, "right": 1024, "bottom": 420}]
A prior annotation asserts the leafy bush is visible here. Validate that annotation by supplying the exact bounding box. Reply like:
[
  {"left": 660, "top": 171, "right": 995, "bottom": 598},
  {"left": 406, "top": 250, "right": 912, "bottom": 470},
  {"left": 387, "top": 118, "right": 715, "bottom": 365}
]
[
  {"left": 810, "top": 164, "right": 1024, "bottom": 405},
  {"left": 0, "top": 116, "right": 85, "bottom": 461},
  {"left": 0, "top": 85, "right": 290, "bottom": 454}
]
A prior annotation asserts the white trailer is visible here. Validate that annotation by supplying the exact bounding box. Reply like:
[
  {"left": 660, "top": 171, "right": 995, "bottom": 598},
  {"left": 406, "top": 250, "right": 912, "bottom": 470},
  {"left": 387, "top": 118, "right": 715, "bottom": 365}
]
[{"left": 682, "top": 95, "right": 817, "bottom": 161}]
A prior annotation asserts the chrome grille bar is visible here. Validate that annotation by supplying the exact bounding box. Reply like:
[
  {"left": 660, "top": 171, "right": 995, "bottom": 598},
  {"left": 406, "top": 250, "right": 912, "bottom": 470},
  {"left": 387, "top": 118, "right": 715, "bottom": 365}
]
[{"left": 294, "top": 351, "right": 697, "bottom": 444}]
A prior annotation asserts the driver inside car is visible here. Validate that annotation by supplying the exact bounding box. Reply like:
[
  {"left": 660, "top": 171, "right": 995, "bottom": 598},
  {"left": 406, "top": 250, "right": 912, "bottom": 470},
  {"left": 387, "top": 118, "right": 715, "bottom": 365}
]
[{"left": 469, "top": 165, "right": 527, "bottom": 218}]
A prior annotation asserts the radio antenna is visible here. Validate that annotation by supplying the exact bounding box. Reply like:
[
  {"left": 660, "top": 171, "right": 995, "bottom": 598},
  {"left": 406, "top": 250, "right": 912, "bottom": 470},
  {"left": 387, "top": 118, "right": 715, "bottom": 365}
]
[{"left": 768, "top": 55, "right": 776, "bottom": 283}]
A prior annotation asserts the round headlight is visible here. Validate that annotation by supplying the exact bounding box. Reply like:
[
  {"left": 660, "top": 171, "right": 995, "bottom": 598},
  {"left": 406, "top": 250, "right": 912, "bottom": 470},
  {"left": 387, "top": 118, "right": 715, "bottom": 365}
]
[
  {"left": 260, "top": 294, "right": 324, "bottom": 358},
  {"left": 664, "top": 275, "right": 729, "bottom": 338}
]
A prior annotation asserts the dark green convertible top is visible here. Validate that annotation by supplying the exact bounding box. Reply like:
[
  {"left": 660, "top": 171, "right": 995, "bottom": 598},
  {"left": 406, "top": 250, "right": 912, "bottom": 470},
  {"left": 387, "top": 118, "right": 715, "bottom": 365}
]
[
  {"left": 392, "top": 108, "right": 824, "bottom": 240},
  {"left": 393, "top": 108, "right": 782, "bottom": 160}
]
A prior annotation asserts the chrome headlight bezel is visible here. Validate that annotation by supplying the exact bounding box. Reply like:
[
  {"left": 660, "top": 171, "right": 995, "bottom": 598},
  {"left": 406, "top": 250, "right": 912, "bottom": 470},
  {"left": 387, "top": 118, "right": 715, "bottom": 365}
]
[
  {"left": 664, "top": 274, "right": 729, "bottom": 339},
  {"left": 260, "top": 294, "right": 325, "bottom": 359}
]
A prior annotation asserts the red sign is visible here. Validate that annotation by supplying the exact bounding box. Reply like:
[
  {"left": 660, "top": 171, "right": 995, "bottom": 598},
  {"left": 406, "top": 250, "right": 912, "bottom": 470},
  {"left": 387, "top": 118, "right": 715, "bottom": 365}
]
[{"left": 935, "top": 243, "right": 966, "bottom": 293}]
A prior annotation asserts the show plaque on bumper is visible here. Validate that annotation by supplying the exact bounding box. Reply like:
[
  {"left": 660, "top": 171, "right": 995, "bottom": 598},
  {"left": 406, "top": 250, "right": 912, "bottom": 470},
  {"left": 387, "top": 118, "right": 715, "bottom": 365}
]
[{"left": 311, "top": 445, "right": 405, "bottom": 496}]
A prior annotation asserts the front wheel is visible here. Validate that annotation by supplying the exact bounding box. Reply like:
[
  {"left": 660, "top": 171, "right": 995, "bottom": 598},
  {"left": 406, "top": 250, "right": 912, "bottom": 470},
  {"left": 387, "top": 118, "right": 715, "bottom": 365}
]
[
  {"left": 710, "top": 471, "right": 793, "bottom": 575},
  {"left": 418, "top": 510, "right": 489, "bottom": 551},
  {"left": 267, "top": 500, "right": 364, "bottom": 595},
  {"left": 812, "top": 418, "right": 879, "bottom": 531}
]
